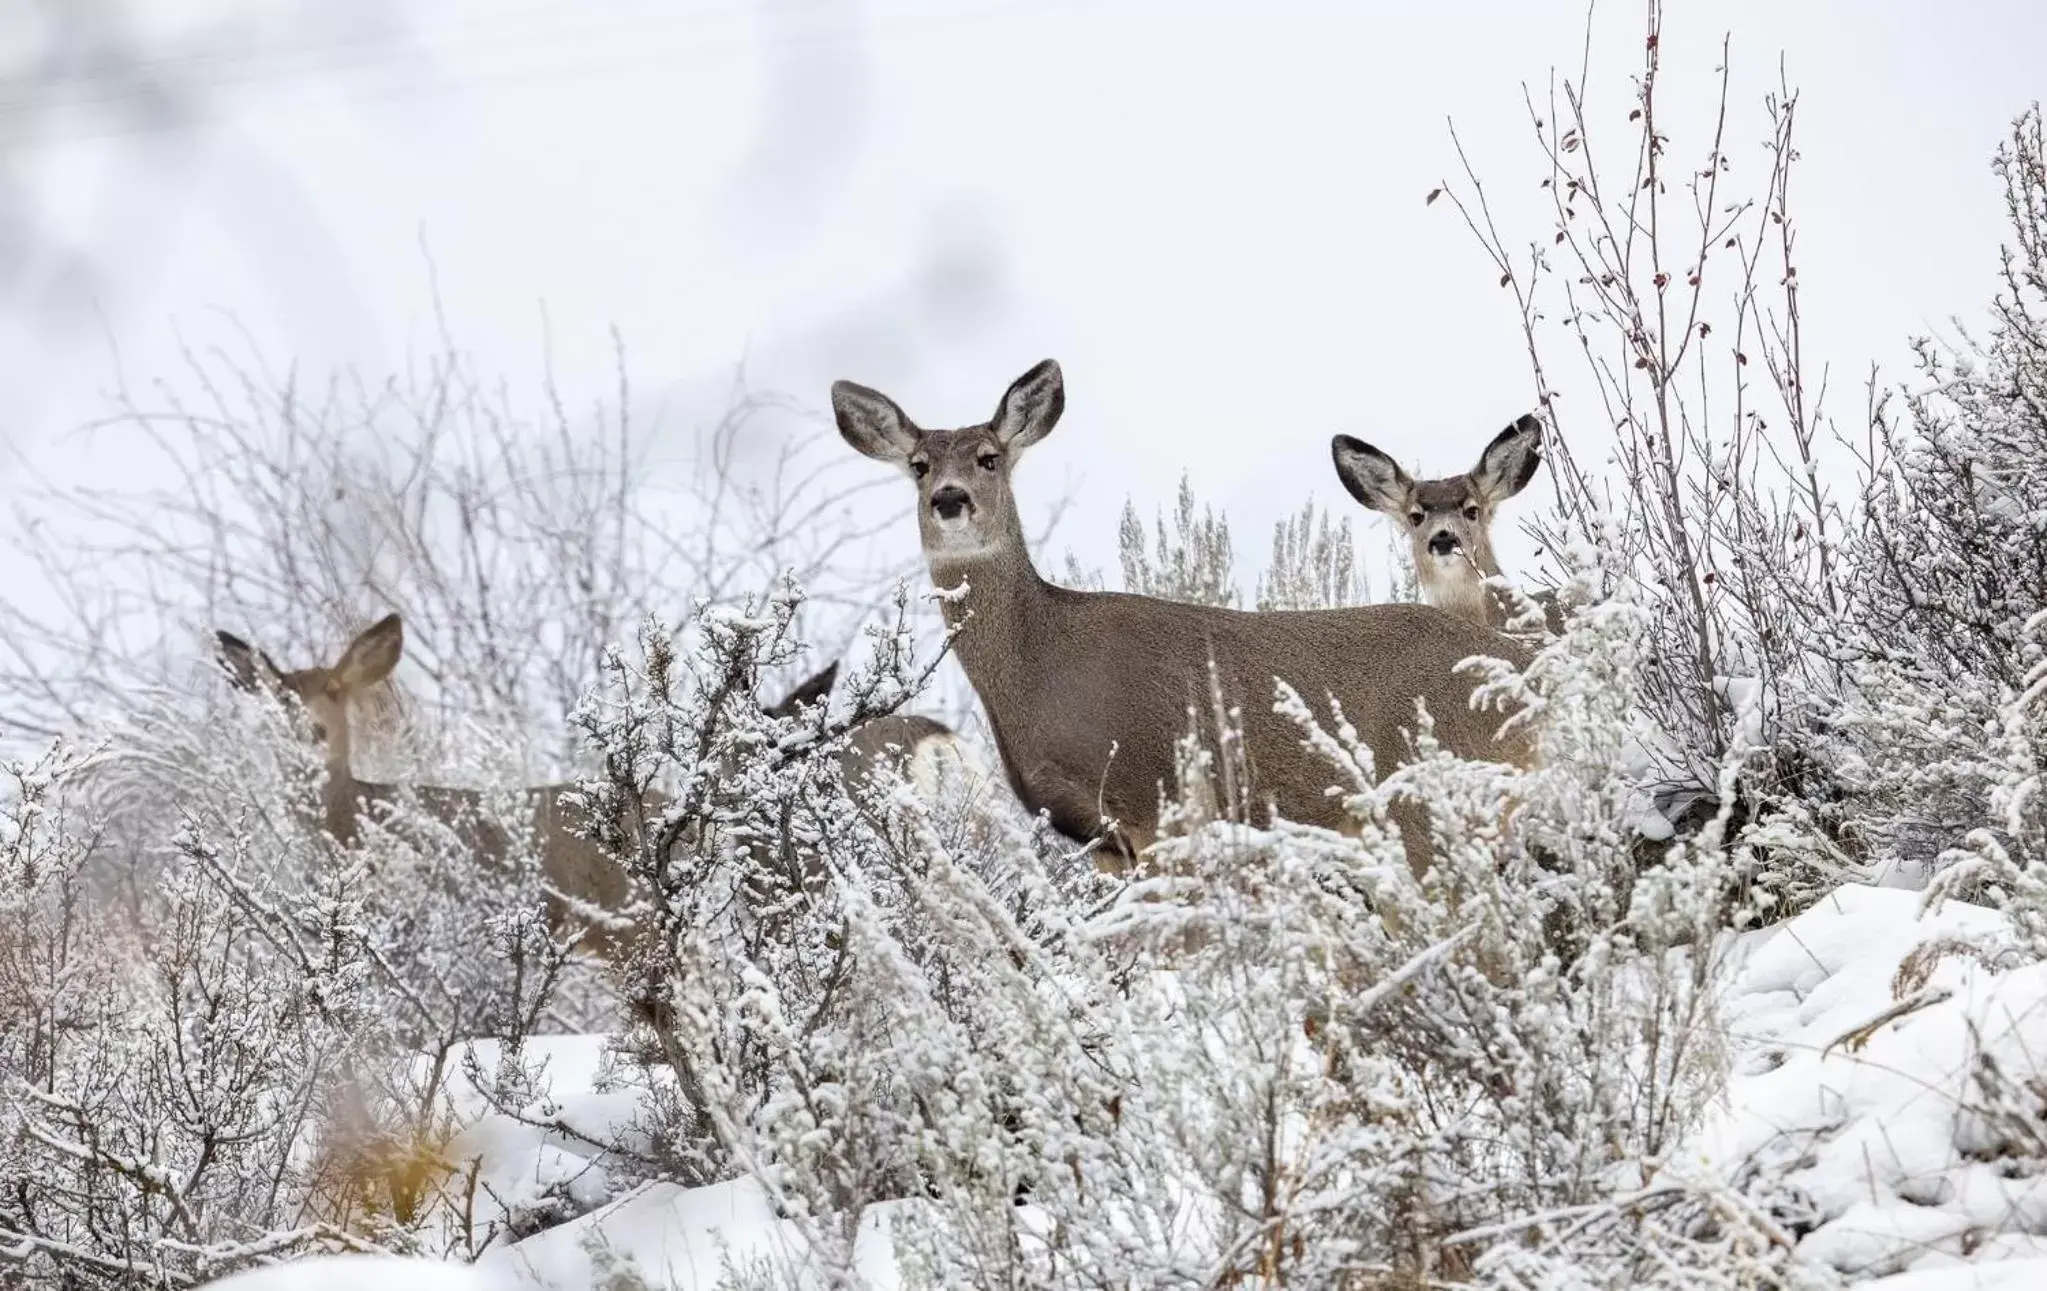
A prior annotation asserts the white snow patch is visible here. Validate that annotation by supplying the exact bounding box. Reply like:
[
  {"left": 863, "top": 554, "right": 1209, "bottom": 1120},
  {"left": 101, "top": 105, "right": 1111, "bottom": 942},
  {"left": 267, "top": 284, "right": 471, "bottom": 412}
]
[
  {"left": 1864, "top": 1258, "right": 2047, "bottom": 1290},
  {"left": 482, "top": 1177, "right": 907, "bottom": 1290},
  {"left": 201, "top": 1255, "right": 507, "bottom": 1290},
  {"left": 413, "top": 1034, "right": 671, "bottom": 1250},
  {"left": 1687, "top": 885, "right": 2047, "bottom": 1281}
]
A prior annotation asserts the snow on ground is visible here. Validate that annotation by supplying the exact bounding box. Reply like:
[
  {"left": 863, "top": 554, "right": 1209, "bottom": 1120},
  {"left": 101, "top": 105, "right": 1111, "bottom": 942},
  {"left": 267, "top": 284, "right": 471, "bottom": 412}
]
[
  {"left": 420, "top": 1034, "right": 909, "bottom": 1287},
  {"left": 1693, "top": 884, "right": 2047, "bottom": 1283},
  {"left": 199, "top": 882, "right": 2047, "bottom": 1289},
  {"left": 412, "top": 1034, "right": 663, "bottom": 1250},
  {"left": 1865, "top": 1259, "right": 2047, "bottom": 1290},
  {"left": 482, "top": 1177, "right": 906, "bottom": 1290},
  {"left": 202, "top": 1255, "right": 507, "bottom": 1291}
]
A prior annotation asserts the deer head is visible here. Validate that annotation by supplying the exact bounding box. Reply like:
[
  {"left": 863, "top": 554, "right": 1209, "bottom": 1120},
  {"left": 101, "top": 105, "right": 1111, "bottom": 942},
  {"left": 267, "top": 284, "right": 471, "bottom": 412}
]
[
  {"left": 216, "top": 614, "right": 403, "bottom": 775},
  {"left": 1331, "top": 413, "right": 1543, "bottom": 625},
  {"left": 833, "top": 358, "right": 1064, "bottom": 580}
]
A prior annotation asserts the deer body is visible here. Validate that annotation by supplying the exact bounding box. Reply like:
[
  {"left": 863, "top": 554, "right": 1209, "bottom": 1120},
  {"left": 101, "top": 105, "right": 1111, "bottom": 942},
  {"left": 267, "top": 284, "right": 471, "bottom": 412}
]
[
  {"left": 833, "top": 360, "right": 1533, "bottom": 865},
  {"left": 1332, "top": 414, "right": 1564, "bottom": 635},
  {"left": 217, "top": 619, "right": 965, "bottom": 961},
  {"left": 217, "top": 615, "right": 653, "bottom": 958}
]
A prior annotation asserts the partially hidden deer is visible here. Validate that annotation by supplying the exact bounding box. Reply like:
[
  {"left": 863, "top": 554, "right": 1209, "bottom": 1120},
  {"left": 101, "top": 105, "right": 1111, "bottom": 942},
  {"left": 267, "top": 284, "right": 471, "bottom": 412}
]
[
  {"left": 1330, "top": 414, "right": 1564, "bottom": 636},
  {"left": 215, "top": 616, "right": 972, "bottom": 962},
  {"left": 761, "top": 658, "right": 987, "bottom": 808},
  {"left": 831, "top": 359, "right": 1536, "bottom": 874},
  {"left": 216, "top": 614, "right": 648, "bottom": 960}
]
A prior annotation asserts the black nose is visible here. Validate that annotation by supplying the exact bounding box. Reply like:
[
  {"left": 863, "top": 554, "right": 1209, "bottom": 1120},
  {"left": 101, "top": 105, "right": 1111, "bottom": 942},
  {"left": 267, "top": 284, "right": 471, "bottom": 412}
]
[
  {"left": 1427, "top": 531, "right": 1459, "bottom": 556},
  {"left": 931, "top": 486, "right": 972, "bottom": 520}
]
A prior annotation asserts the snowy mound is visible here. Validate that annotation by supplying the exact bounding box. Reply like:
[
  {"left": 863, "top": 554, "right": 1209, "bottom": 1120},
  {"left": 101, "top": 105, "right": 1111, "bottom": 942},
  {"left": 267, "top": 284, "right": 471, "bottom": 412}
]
[{"left": 1697, "top": 885, "right": 2047, "bottom": 1285}]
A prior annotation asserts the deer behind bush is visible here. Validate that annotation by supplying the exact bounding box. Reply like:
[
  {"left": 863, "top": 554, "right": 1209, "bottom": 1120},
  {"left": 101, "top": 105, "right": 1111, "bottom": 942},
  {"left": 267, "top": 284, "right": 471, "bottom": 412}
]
[
  {"left": 215, "top": 614, "right": 645, "bottom": 959},
  {"left": 1331, "top": 414, "right": 1562, "bottom": 635},
  {"left": 215, "top": 616, "right": 975, "bottom": 961}
]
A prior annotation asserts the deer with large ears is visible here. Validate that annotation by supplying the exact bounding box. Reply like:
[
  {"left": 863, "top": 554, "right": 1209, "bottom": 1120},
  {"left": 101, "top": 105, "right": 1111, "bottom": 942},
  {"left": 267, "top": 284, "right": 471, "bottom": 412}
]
[
  {"left": 215, "top": 613, "right": 646, "bottom": 959},
  {"left": 831, "top": 359, "right": 1535, "bottom": 873},
  {"left": 1330, "top": 414, "right": 1563, "bottom": 635},
  {"left": 214, "top": 616, "right": 974, "bottom": 957}
]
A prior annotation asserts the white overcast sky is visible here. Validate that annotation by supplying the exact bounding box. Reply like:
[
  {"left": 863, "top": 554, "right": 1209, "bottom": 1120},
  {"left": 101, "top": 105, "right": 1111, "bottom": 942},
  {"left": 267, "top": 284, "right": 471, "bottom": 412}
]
[{"left": 1, "top": 0, "right": 2043, "bottom": 626}]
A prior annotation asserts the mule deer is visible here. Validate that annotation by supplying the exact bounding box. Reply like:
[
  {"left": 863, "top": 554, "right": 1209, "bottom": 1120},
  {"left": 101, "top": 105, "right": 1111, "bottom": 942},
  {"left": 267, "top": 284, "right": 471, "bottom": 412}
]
[
  {"left": 1330, "top": 414, "right": 1563, "bottom": 635},
  {"left": 831, "top": 359, "right": 1534, "bottom": 871},
  {"left": 215, "top": 614, "right": 645, "bottom": 959},
  {"left": 214, "top": 618, "right": 975, "bottom": 957}
]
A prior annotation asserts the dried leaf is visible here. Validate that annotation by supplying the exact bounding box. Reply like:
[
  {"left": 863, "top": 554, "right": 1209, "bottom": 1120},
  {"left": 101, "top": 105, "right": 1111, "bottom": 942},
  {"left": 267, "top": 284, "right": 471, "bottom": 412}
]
[
  {"left": 1499, "top": 272, "right": 1513, "bottom": 288},
  {"left": 1426, "top": 188, "right": 1443, "bottom": 205},
  {"left": 1736, "top": 352, "right": 1749, "bottom": 366},
  {"left": 1629, "top": 108, "right": 1643, "bottom": 122}
]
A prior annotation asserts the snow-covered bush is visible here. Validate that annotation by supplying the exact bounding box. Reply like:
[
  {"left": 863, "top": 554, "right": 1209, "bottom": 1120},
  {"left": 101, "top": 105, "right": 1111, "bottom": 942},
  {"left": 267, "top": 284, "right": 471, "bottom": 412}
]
[
  {"left": 523, "top": 551, "right": 1774, "bottom": 1288},
  {"left": 545, "top": 577, "right": 1101, "bottom": 1277},
  {"left": 0, "top": 675, "right": 611, "bottom": 1283},
  {"left": 1838, "top": 107, "right": 2047, "bottom": 872},
  {"left": 1117, "top": 475, "right": 1239, "bottom": 608},
  {"left": 1435, "top": 5, "right": 1856, "bottom": 905}
]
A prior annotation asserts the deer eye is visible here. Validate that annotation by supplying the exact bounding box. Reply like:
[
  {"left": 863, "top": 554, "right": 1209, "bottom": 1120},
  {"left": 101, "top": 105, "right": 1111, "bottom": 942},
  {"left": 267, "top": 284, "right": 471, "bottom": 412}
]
[
  {"left": 1408, "top": 510, "right": 1426, "bottom": 527},
  {"left": 977, "top": 453, "right": 1000, "bottom": 472},
  {"left": 1463, "top": 504, "right": 1481, "bottom": 521},
  {"left": 910, "top": 460, "right": 931, "bottom": 480}
]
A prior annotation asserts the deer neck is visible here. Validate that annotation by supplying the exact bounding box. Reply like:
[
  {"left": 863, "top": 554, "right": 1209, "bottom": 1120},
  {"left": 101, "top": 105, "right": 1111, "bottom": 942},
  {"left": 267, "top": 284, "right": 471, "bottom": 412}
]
[
  {"left": 1420, "top": 544, "right": 1504, "bottom": 626},
  {"left": 925, "top": 518, "right": 1052, "bottom": 697},
  {"left": 321, "top": 735, "right": 362, "bottom": 845}
]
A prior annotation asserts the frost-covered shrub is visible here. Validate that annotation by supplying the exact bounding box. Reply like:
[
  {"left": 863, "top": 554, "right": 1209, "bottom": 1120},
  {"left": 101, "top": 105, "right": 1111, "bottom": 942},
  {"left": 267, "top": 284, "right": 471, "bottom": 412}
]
[
  {"left": 0, "top": 739, "right": 380, "bottom": 1286},
  {"left": 0, "top": 676, "right": 601, "bottom": 1282},
  {"left": 1434, "top": 8, "right": 1860, "bottom": 912},
  {"left": 1839, "top": 107, "right": 2047, "bottom": 870},
  {"left": 556, "top": 558, "right": 1768, "bottom": 1288},
  {"left": 1927, "top": 608, "right": 2047, "bottom": 962},
  {"left": 1118, "top": 474, "right": 1238, "bottom": 608},
  {"left": 566, "top": 577, "right": 1113, "bottom": 1279},
  {"left": 1255, "top": 497, "right": 1375, "bottom": 612}
]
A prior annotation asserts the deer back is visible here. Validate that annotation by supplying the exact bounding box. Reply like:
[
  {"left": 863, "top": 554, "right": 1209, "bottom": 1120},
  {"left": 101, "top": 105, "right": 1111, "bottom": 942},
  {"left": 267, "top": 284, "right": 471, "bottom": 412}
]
[{"left": 976, "top": 587, "right": 1531, "bottom": 854}]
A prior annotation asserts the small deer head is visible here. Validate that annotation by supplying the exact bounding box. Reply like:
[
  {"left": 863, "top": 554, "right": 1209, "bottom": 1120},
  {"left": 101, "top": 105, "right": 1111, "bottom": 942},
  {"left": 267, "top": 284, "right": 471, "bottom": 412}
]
[
  {"left": 832, "top": 359, "right": 1065, "bottom": 571},
  {"left": 1331, "top": 414, "right": 1543, "bottom": 620},
  {"left": 215, "top": 614, "right": 404, "bottom": 771}
]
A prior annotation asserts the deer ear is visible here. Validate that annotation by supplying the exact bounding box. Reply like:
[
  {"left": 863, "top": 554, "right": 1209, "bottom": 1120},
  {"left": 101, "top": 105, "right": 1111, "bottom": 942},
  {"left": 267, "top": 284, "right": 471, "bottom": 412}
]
[
  {"left": 833, "top": 380, "right": 921, "bottom": 464},
  {"left": 991, "top": 359, "right": 1064, "bottom": 452},
  {"left": 216, "top": 630, "right": 279, "bottom": 693},
  {"left": 1472, "top": 414, "right": 1543, "bottom": 504},
  {"left": 1330, "top": 435, "right": 1413, "bottom": 514},
  {"left": 767, "top": 660, "right": 839, "bottom": 719},
  {"left": 334, "top": 613, "right": 404, "bottom": 691}
]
